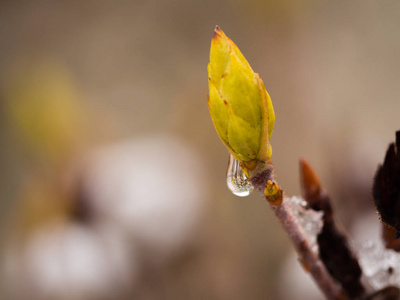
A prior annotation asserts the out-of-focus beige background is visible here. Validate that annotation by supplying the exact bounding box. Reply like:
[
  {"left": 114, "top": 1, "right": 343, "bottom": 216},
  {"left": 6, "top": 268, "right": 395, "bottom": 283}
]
[{"left": 0, "top": 1, "right": 399, "bottom": 299}]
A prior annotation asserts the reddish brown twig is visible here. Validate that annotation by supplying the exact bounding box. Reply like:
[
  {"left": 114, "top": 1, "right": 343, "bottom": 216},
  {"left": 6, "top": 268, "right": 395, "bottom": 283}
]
[
  {"left": 248, "top": 156, "right": 400, "bottom": 299},
  {"left": 271, "top": 199, "right": 348, "bottom": 300},
  {"left": 250, "top": 166, "right": 348, "bottom": 300},
  {"left": 300, "top": 158, "right": 365, "bottom": 299}
]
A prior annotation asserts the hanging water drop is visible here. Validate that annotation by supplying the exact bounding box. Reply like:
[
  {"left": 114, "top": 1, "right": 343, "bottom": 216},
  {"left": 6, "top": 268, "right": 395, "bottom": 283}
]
[{"left": 226, "top": 154, "right": 254, "bottom": 197}]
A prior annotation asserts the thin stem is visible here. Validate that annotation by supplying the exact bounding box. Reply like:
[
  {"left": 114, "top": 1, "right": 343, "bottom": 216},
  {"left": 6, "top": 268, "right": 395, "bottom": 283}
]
[
  {"left": 250, "top": 160, "right": 349, "bottom": 299},
  {"left": 271, "top": 199, "right": 347, "bottom": 300}
]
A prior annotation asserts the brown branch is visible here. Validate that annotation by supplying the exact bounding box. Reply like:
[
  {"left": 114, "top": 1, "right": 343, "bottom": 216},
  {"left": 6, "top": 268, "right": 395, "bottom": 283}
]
[
  {"left": 300, "top": 158, "right": 365, "bottom": 299},
  {"left": 249, "top": 158, "right": 400, "bottom": 299},
  {"left": 250, "top": 163, "right": 348, "bottom": 300},
  {"left": 271, "top": 198, "right": 348, "bottom": 300}
]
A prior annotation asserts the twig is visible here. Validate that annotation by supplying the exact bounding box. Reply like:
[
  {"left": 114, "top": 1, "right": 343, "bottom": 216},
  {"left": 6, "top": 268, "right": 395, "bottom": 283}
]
[
  {"left": 249, "top": 153, "right": 400, "bottom": 299},
  {"left": 271, "top": 199, "right": 347, "bottom": 300},
  {"left": 250, "top": 163, "right": 348, "bottom": 300},
  {"left": 300, "top": 158, "right": 365, "bottom": 299}
]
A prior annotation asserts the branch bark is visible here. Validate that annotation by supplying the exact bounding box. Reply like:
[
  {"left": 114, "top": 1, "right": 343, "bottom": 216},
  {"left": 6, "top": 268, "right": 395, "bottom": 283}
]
[
  {"left": 271, "top": 198, "right": 347, "bottom": 300},
  {"left": 250, "top": 159, "right": 363, "bottom": 300}
]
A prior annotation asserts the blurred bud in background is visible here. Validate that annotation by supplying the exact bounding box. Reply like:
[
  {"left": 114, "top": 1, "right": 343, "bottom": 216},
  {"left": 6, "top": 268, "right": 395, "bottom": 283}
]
[
  {"left": 3, "top": 59, "right": 88, "bottom": 165},
  {"left": 2, "top": 134, "right": 207, "bottom": 299},
  {"left": 1, "top": 59, "right": 207, "bottom": 299}
]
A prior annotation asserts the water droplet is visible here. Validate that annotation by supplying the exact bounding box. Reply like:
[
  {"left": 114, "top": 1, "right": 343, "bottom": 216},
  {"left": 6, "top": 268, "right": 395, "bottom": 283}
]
[{"left": 226, "top": 154, "right": 254, "bottom": 197}]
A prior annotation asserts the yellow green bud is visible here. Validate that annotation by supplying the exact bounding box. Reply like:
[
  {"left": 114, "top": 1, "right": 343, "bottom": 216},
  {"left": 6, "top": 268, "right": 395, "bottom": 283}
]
[{"left": 207, "top": 26, "right": 275, "bottom": 164}]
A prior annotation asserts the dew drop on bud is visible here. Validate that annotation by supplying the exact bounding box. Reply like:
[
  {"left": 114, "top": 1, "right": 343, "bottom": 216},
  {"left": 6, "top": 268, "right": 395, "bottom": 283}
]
[{"left": 226, "top": 154, "right": 254, "bottom": 197}]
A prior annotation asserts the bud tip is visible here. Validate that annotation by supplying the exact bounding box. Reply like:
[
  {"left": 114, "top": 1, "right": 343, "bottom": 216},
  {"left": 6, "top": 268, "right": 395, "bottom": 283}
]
[{"left": 213, "top": 25, "right": 223, "bottom": 39}]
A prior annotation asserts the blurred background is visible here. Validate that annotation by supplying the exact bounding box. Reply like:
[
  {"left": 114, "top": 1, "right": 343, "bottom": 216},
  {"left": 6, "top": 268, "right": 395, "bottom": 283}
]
[{"left": 0, "top": 0, "right": 399, "bottom": 299}]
